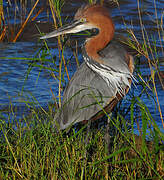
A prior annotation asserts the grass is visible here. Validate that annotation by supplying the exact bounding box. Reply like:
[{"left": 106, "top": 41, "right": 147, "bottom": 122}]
[
  {"left": 0, "top": 0, "right": 164, "bottom": 179},
  {"left": 0, "top": 103, "right": 163, "bottom": 179}
]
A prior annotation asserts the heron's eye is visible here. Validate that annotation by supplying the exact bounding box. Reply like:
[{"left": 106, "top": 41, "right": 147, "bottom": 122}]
[{"left": 80, "top": 18, "right": 86, "bottom": 22}]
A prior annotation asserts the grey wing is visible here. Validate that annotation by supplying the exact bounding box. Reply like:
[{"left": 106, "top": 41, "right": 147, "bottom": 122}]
[
  {"left": 99, "top": 41, "right": 132, "bottom": 75},
  {"left": 54, "top": 62, "right": 117, "bottom": 130}
]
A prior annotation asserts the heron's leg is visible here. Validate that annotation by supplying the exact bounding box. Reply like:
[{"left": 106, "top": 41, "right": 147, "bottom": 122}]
[
  {"left": 81, "top": 120, "right": 91, "bottom": 178},
  {"left": 82, "top": 120, "right": 91, "bottom": 161},
  {"left": 85, "top": 120, "right": 91, "bottom": 146},
  {"left": 105, "top": 113, "right": 112, "bottom": 154}
]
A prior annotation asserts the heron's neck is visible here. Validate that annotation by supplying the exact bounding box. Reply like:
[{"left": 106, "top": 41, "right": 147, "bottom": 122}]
[{"left": 85, "top": 24, "right": 114, "bottom": 63}]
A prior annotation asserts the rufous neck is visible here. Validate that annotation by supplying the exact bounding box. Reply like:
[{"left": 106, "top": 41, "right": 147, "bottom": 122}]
[{"left": 85, "top": 18, "right": 114, "bottom": 62}]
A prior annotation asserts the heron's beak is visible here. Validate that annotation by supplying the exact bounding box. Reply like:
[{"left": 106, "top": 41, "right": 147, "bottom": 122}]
[{"left": 40, "top": 19, "right": 95, "bottom": 40}]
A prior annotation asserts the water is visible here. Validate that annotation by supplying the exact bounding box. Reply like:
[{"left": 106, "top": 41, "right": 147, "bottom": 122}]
[{"left": 0, "top": 0, "right": 163, "bottom": 132}]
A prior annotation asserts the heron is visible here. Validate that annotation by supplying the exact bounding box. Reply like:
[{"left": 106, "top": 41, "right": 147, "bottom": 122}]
[{"left": 40, "top": 4, "right": 134, "bottom": 130}]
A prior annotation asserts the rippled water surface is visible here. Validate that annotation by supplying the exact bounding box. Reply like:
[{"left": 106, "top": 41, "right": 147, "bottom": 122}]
[{"left": 0, "top": 0, "right": 163, "bottom": 131}]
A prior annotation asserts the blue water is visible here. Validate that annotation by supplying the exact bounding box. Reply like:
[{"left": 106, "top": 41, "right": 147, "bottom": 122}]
[{"left": 0, "top": 0, "right": 163, "bottom": 133}]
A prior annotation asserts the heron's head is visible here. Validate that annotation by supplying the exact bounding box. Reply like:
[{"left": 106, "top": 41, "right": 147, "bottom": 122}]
[{"left": 40, "top": 4, "right": 114, "bottom": 40}]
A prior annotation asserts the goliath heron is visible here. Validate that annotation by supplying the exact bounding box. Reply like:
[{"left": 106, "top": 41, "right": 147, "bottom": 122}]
[{"left": 40, "top": 4, "right": 134, "bottom": 130}]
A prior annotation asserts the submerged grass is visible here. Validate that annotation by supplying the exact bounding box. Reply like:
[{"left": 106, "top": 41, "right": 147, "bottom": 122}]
[
  {"left": 0, "top": 0, "right": 164, "bottom": 179},
  {"left": 0, "top": 0, "right": 42, "bottom": 42},
  {"left": 122, "top": 0, "right": 164, "bottom": 128}
]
